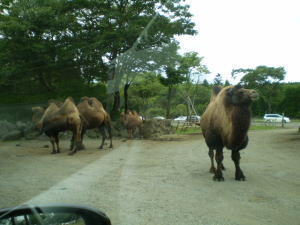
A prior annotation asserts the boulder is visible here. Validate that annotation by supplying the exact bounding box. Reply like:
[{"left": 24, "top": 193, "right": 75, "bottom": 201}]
[{"left": 2, "top": 130, "right": 23, "bottom": 141}]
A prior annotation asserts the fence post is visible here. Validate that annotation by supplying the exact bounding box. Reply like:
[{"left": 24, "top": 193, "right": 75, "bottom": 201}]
[{"left": 281, "top": 112, "right": 285, "bottom": 128}]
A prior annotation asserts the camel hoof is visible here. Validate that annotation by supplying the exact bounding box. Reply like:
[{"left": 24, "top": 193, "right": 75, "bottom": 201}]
[
  {"left": 213, "top": 176, "right": 225, "bottom": 182},
  {"left": 109, "top": 145, "right": 113, "bottom": 148},
  {"left": 209, "top": 167, "right": 216, "bottom": 173},
  {"left": 213, "top": 171, "right": 224, "bottom": 181},
  {"left": 68, "top": 151, "right": 76, "bottom": 156},
  {"left": 235, "top": 171, "right": 246, "bottom": 181},
  {"left": 51, "top": 151, "right": 56, "bottom": 154}
]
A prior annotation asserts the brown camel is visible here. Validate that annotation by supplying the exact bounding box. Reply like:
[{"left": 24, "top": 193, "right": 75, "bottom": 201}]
[
  {"left": 74, "top": 97, "right": 113, "bottom": 150},
  {"left": 200, "top": 85, "right": 259, "bottom": 181},
  {"left": 120, "top": 110, "right": 143, "bottom": 138},
  {"left": 36, "top": 97, "right": 83, "bottom": 155}
]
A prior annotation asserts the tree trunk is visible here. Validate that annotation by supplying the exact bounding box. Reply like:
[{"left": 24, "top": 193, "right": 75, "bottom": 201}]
[
  {"left": 124, "top": 82, "right": 131, "bottom": 113},
  {"left": 110, "top": 90, "right": 120, "bottom": 120},
  {"left": 267, "top": 101, "right": 272, "bottom": 113},
  {"left": 166, "top": 86, "right": 172, "bottom": 119},
  {"left": 38, "top": 73, "right": 54, "bottom": 92}
]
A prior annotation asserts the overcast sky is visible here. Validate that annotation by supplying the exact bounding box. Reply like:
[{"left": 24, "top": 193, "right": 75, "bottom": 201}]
[{"left": 176, "top": 0, "right": 300, "bottom": 83}]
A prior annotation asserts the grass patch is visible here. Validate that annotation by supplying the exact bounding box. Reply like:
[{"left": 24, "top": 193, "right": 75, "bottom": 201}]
[
  {"left": 250, "top": 125, "right": 280, "bottom": 130},
  {"left": 175, "top": 124, "right": 281, "bottom": 134},
  {"left": 176, "top": 127, "right": 201, "bottom": 134}
]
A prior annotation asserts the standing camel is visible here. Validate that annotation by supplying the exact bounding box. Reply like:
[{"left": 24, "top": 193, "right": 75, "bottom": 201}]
[
  {"left": 35, "top": 97, "right": 83, "bottom": 155},
  {"left": 74, "top": 97, "right": 113, "bottom": 150},
  {"left": 120, "top": 110, "right": 143, "bottom": 138},
  {"left": 200, "top": 85, "right": 259, "bottom": 181}
]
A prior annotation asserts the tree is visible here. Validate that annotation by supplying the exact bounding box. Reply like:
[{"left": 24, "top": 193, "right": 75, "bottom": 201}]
[
  {"left": 213, "top": 73, "right": 223, "bottom": 85},
  {"left": 224, "top": 80, "right": 231, "bottom": 86},
  {"left": 202, "top": 79, "right": 209, "bottom": 87},
  {"left": 232, "top": 66, "right": 286, "bottom": 113},
  {"left": 279, "top": 83, "right": 300, "bottom": 118},
  {"left": 102, "top": 0, "right": 197, "bottom": 117},
  {"left": 177, "top": 52, "right": 209, "bottom": 117},
  {"left": 0, "top": 0, "right": 197, "bottom": 111},
  {"left": 129, "top": 72, "right": 165, "bottom": 117},
  {"left": 159, "top": 66, "right": 187, "bottom": 118}
]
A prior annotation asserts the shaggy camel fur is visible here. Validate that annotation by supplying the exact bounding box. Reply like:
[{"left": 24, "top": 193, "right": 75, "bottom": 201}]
[
  {"left": 200, "top": 85, "right": 259, "bottom": 181},
  {"left": 75, "top": 97, "right": 113, "bottom": 149},
  {"left": 36, "top": 97, "right": 83, "bottom": 155},
  {"left": 120, "top": 110, "right": 143, "bottom": 138}
]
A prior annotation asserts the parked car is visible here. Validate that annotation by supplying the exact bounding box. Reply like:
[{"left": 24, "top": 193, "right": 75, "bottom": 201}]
[
  {"left": 187, "top": 115, "right": 201, "bottom": 122},
  {"left": 174, "top": 116, "right": 187, "bottom": 122},
  {"left": 174, "top": 115, "right": 200, "bottom": 123},
  {"left": 263, "top": 114, "right": 290, "bottom": 123},
  {"left": 153, "top": 116, "right": 165, "bottom": 120}
]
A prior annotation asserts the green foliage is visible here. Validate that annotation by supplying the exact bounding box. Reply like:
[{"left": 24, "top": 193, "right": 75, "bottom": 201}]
[
  {"left": 0, "top": 0, "right": 196, "bottom": 107},
  {"left": 232, "top": 65, "right": 286, "bottom": 113},
  {"left": 213, "top": 73, "right": 223, "bottom": 85},
  {"left": 279, "top": 83, "right": 300, "bottom": 118}
]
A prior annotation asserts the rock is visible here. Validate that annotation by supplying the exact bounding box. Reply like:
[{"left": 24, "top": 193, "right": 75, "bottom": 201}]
[
  {"left": 86, "top": 129, "right": 100, "bottom": 139},
  {"left": 2, "top": 130, "right": 23, "bottom": 141},
  {"left": 0, "top": 120, "right": 18, "bottom": 139}
]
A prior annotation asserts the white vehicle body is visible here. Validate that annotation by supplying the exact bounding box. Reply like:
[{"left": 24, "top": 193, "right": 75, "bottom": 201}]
[{"left": 263, "top": 114, "right": 290, "bottom": 123}]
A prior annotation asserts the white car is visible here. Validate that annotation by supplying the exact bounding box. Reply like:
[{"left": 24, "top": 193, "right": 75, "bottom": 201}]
[
  {"left": 153, "top": 116, "right": 165, "bottom": 120},
  {"left": 263, "top": 114, "right": 290, "bottom": 123},
  {"left": 174, "top": 116, "right": 187, "bottom": 122}
]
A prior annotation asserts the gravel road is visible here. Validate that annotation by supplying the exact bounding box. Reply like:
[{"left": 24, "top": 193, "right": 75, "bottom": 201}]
[{"left": 0, "top": 128, "right": 299, "bottom": 225}]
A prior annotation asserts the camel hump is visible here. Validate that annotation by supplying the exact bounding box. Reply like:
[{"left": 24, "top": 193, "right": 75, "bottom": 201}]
[{"left": 59, "top": 97, "right": 79, "bottom": 114}]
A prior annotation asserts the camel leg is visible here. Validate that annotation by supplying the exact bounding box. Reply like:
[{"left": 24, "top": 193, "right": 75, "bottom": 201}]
[
  {"left": 50, "top": 136, "right": 56, "bottom": 154},
  {"left": 54, "top": 133, "right": 60, "bottom": 153},
  {"left": 70, "top": 134, "right": 74, "bottom": 151},
  {"left": 127, "top": 128, "right": 131, "bottom": 139},
  {"left": 232, "top": 151, "right": 245, "bottom": 181},
  {"left": 132, "top": 128, "right": 136, "bottom": 138},
  {"left": 106, "top": 123, "right": 113, "bottom": 148},
  {"left": 69, "top": 126, "right": 81, "bottom": 155},
  {"left": 213, "top": 148, "right": 224, "bottom": 181},
  {"left": 208, "top": 148, "right": 216, "bottom": 173},
  {"left": 78, "top": 129, "right": 86, "bottom": 150},
  {"left": 98, "top": 125, "right": 106, "bottom": 149}
]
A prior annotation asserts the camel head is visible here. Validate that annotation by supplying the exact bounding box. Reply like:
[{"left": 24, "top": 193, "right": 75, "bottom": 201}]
[{"left": 225, "top": 85, "right": 259, "bottom": 106}]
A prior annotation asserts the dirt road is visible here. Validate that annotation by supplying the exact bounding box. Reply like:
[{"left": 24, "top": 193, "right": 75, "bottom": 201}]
[{"left": 0, "top": 128, "right": 299, "bottom": 225}]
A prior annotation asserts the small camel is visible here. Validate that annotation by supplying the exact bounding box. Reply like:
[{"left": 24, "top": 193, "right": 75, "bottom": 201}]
[{"left": 120, "top": 110, "right": 143, "bottom": 138}]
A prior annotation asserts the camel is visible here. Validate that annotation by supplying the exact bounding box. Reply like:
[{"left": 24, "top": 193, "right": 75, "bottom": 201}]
[
  {"left": 74, "top": 97, "right": 113, "bottom": 150},
  {"left": 120, "top": 110, "right": 143, "bottom": 138},
  {"left": 200, "top": 85, "right": 259, "bottom": 181},
  {"left": 36, "top": 97, "right": 83, "bottom": 155}
]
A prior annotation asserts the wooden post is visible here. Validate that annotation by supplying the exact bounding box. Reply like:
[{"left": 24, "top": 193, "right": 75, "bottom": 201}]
[{"left": 281, "top": 113, "right": 285, "bottom": 128}]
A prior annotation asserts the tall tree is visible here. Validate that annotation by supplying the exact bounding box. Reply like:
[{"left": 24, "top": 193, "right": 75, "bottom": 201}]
[
  {"left": 177, "top": 52, "right": 209, "bottom": 116},
  {"left": 232, "top": 66, "right": 286, "bottom": 113},
  {"left": 213, "top": 73, "right": 223, "bottom": 85},
  {"left": 159, "top": 66, "right": 187, "bottom": 119}
]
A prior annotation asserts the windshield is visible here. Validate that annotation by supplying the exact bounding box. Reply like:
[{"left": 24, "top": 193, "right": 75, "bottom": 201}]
[{"left": 0, "top": 0, "right": 299, "bottom": 225}]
